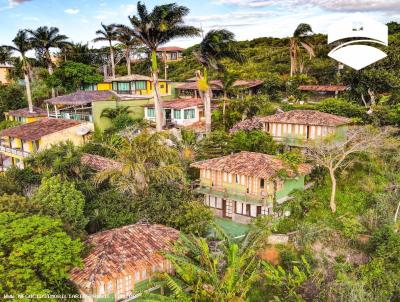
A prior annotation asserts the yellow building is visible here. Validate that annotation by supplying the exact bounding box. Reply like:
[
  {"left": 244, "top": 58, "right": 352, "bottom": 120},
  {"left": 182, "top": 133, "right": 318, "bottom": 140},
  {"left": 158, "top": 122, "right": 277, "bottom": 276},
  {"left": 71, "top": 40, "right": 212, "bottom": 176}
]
[
  {"left": 5, "top": 107, "right": 47, "bottom": 124},
  {"left": 81, "top": 74, "right": 171, "bottom": 96},
  {"left": 0, "top": 118, "right": 93, "bottom": 169},
  {"left": 0, "top": 64, "right": 13, "bottom": 85}
]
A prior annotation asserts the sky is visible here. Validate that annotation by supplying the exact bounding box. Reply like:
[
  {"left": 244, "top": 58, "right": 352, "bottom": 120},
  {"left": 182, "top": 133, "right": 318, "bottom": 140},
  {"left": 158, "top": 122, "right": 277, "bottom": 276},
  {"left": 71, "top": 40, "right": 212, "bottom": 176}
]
[{"left": 1, "top": 0, "right": 400, "bottom": 49}]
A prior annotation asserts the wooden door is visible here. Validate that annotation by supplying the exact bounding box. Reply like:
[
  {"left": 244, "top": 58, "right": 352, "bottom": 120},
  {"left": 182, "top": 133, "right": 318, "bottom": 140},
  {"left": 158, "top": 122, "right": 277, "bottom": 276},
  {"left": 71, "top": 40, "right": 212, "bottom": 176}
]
[{"left": 222, "top": 199, "right": 233, "bottom": 219}]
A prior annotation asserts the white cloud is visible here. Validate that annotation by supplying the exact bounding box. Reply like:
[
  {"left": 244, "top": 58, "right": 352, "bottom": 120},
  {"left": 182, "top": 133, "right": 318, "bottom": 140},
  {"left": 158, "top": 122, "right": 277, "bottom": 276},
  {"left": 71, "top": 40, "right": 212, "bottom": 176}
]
[
  {"left": 186, "top": 11, "right": 274, "bottom": 22},
  {"left": 65, "top": 8, "right": 80, "bottom": 15}
]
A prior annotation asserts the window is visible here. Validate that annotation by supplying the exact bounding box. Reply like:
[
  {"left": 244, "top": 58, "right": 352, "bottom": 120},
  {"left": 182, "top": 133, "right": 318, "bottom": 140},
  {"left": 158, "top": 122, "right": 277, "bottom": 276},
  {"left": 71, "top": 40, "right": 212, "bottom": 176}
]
[
  {"left": 135, "top": 81, "right": 146, "bottom": 90},
  {"left": 142, "top": 269, "right": 147, "bottom": 280},
  {"left": 117, "top": 82, "right": 130, "bottom": 92},
  {"left": 112, "top": 82, "right": 118, "bottom": 91},
  {"left": 228, "top": 173, "right": 232, "bottom": 183},
  {"left": 246, "top": 204, "right": 251, "bottom": 216},
  {"left": 152, "top": 265, "right": 157, "bottom": 273},
  {"left": 160, "top": 84, "right": 165, "bottom": 88},
  {"left": 135, "top": 271, "right": 140, "bottom": 281},
  {"left": 184, "top": 108, "right": 195, "bottom": 119},
  {"left": 171, "top": 52, "right": 177, "bottom": 60},
  {"left": 173, "top": 110, "right": 181, "bottom": 119},
  {"left": 223, "top": 172, "right": 227, "bottom": 182},
  {"left": 147, "top": 108, "right": 155, "bottom": 118},
  {"left": 260, "top": 178, "right": 265, "bottom": 189},
  {"left": 235, "top": 174, "right": 239, "bottom": 184}
]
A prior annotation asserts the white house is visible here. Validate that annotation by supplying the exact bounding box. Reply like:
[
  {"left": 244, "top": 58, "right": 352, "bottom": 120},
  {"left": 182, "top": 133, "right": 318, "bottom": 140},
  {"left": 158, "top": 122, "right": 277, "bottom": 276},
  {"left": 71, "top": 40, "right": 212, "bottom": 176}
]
[{"left": 144, "top": 98, "right": 204, "bottom": 127}]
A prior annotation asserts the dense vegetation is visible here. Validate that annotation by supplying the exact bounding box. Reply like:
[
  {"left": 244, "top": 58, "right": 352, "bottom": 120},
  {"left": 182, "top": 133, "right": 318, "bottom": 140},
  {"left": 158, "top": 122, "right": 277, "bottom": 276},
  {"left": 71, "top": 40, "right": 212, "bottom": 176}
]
[{"left": 0, "top": 2, "right": 399, "bottom": 301}]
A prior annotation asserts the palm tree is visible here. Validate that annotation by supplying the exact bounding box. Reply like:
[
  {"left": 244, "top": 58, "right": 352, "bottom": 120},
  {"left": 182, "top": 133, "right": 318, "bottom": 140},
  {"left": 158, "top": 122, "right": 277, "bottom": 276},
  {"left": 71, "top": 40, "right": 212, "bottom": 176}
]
[
  {"left": 0, "top": 46, "right": 13, "bottom": 65},
  {"left": 27, "top": 26, "right": 71, "bottom": 97},
  {"left": 94, "top": 23, "right": 117, "bottom": 79},
  {"left": 139, "top": 225, "right": 264, "bottom": 301},
  {"left": 93, "top": 130, "right": 185, "bottom": 196},
  {"left": 114, "top": 29, "right": 142, "bottom": 76},
  {"left": 3, "top": 31, "right": 34, "bottom": 113},
  {"left": 289, "top": 23, "right": 315, "bottom": 77},
  {"left": 221, "top": 71, "right": 237, "bottom": 128},
  {"left": 194, "top": 29, "right": 244, "bottom": 134},
  {"left": 114, "top": 2, "right": 200, "bottom": 131}
]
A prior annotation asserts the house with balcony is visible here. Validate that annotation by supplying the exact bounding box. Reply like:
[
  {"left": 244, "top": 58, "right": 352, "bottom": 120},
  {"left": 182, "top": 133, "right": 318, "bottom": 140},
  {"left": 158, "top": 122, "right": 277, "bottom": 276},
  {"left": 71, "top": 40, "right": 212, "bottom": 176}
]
[
  {"left": 82, "top": 74, "right": 171, "bottom": 98},
  {"left": 5, "top": 106, "right": 47, "bottom": 124},
  {"left": 0, "top": 64, "right": 13, "bottom": 85},
  {"left": 259, "top": 110, "right": 351, "bottom": 146},
  {"left": 143, "top": 98, "right": 205, "bottom": 127},
  {"left": 69, "top": 223, "right": 179, "bottom": 302},
  {"left": 0, "top": 118, "right": 93, "bottom": 169},
  {"left": 191, "top": 151, "right": 312, "bottom": 224},
  {"left": 156, "top": 46, "right": 184, "bottom": 62}
]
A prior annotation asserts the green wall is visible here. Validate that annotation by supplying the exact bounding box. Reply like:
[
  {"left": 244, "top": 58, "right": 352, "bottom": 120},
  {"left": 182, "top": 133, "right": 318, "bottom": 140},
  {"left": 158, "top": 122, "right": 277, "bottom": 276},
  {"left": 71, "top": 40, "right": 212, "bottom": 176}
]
[
  {"left": 92, "top": 98, "right": 153, "bottom": 131},
  {"left": 275, "top": 175, "right": 305, "bottom": 201}
]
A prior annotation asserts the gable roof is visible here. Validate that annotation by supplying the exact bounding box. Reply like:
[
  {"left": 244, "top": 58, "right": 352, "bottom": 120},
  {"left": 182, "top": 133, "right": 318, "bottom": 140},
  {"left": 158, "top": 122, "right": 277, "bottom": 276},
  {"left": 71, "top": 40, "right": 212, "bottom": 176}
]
[
  {"left": 44, "top": 91, "right": 117, "bottom": 106},
  {"left": 191, "top": 151, "right": 312, "bottom": 179},
  {"left": 298, "top": 85, "right": 347, "bottom": 92},
  {"left": 258, "top": 110, "right": 351, "bottom": 127},
  {"left": 0, "top": 118, "right": 82, "bottom": 140},
  {"left": 156, "top": 46, "right": 185, "bottom": 52},
  {"left": 69, "top": 223, "right": 179, "bottom": 291},
  {"left": 176, "top": 79, "right": 264, "bottom": 91},
  {"left": 7, "top": 106, "right": 47, "bottom": 118},
  {"left": 105, "top": 74, "right": 152, "bottom": 82},
  {"left": 144, "top": 98, "right": 203, "bottom": 110},
  {"left": 81, "top": 153, "right": 123, "bottom": 171}
]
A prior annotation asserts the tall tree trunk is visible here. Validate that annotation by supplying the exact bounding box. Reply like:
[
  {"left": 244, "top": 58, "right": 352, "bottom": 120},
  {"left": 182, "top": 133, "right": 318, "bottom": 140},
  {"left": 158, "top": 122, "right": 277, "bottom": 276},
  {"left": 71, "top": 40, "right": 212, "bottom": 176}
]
[
  {"left": 290, "top": 38, "right": 297, "bottom": 77},
  {"left": 151, "top": 50, "right": 164, "bottom": 131},
  {"left": 126, "top": 48, "right": 131, "bottom": 76},
  {"left": 110, "top": 41, "right": 115, "bottom": 79},
  {"left": 24, "top": 71, "right": 33, "bottom": 113},
  {"left": 48, "top": 62, "right": 55, "bottom": 98},
  {"left": 329, "top": 168, "right": 337, "bottom": 213},
  {"left": 204, "top": 89, "right": 212, "bottom": 133},
  {"left": 103, "top": 65, "right": 108, "bottom": 78},
  {"left": 223, "top": 91, "right": 227, "bottom": 129}
]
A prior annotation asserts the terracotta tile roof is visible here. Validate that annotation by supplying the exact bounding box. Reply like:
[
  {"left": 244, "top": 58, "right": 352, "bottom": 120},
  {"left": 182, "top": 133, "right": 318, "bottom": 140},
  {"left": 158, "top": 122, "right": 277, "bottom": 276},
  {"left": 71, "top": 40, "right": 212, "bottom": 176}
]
[
  {"left": 258, "top": 110, "right": 351, "bottom": 127},
  {"left": 7, "top": 106, "right": 47, "bottom": 118},
  {"left": 0, "top": 118, "right": 82, "bottom": 141},
  {"left": 233, "top": 80, "right": 264, "bottom": 89},
  {"left": 157, "top": 46, "right": 185, "bottom": 52},
  {"left": 81, "top": 153, "right": 123, "bottom": 171},
  {"left": 105, "top": 74, "right": 152, "bottom": 82},
  {"left": 298, "top": 85, "right": 347, "bottom": 92},
  {"left": 44, "top": 91, "right": 117, "bottom": 106},
  {"left": 191, "top": 151, "right": 312, "bottom": 179},
  {"left": 176, "top": 79, "right": 263, "bottom": 91},
  {"left": 176, "top": 80, "right": 223, "bottom": 91},
  {"left": 69, "top": 223, "right": 179, "bottom": 291},
  {"left": 144, "top": 98, "right": 203, "bottom": 110}
]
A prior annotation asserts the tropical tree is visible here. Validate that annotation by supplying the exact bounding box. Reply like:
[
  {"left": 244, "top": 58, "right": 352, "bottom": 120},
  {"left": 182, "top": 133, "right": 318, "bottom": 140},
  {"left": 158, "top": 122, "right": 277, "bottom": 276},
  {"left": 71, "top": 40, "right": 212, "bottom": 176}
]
[
  {"left": 221, "top": 71, "right": 237, "bottom": 127},
  {"left": 27, "top": 26, "right": 71, "bottom": 97},
  {"left": 194, "top": 29, "right": 244, "bottom": 133},
  {"left": 93, "top": 130, "right": 185, "bottom": 196},
  {"left": 0, "top": 212, "right": 83, "bottom": 296},
  {"left": 3, "top": 30, "right": 34, "bottom": 113},
  {"left": 115, "top": 29, "right": 142, "bottom": 76},
  {"left": 94, "top": 23, "right": 117, "bottom": 79},
  {"left": 289, "top": 23, "right": 315, "bottom": 77},
  {"left": 115, "top": 2, "right": 200, "bottom": 131},
  {"left": 32, "top": 175, "right": 88, "bottom": 232},
  {"left": 304, "top": 126, "right": 393, "bottom": 213},
  {"left": 0, "top": 46, "right": 12, "bottom": 64},
  {"left": 139, "top": 225, "right": 265, "bottom": 301}
]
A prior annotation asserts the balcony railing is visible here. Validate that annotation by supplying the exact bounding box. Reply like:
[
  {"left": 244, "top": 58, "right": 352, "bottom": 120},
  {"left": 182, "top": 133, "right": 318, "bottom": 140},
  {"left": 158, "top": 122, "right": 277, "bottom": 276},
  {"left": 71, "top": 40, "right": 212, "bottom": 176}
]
[
  {"left": 195, "top": 184, "right": 273, "bottom": 205},
  {"left": 0, "top": 145, "right": 31, "bottom": 158},
  {"left": 49, "top": 112, "right": 93, "bottom": 122}
]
